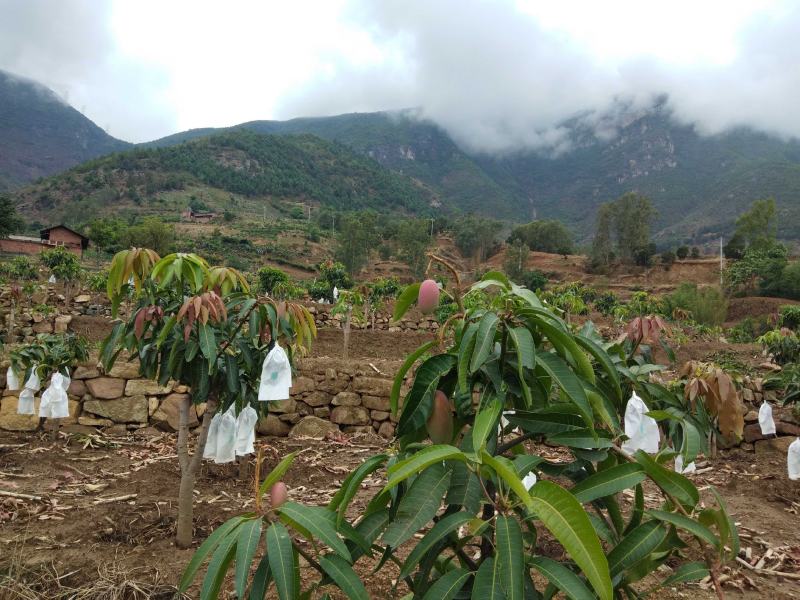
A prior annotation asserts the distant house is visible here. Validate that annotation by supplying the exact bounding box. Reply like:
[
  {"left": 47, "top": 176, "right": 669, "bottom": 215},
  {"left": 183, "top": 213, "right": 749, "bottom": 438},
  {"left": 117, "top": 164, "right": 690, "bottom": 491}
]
[
  {"left": 0, "top": 225, "right": 89, "bottom": 257},
  {"left": 181, "top": 208, "right": 216, "bottom": 223}
]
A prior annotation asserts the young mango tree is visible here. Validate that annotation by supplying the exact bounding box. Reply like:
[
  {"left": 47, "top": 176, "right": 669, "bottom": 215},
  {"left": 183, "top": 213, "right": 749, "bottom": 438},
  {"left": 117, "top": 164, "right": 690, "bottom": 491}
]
[
  {"left": 9, "top": 332, "right": 89, "bottom": 440},
  {"left": 100, "top": 249, "right": 316, "bottom": 548},
  {"left": 181, "top": 266, "right": 737, "bottom": 599}
]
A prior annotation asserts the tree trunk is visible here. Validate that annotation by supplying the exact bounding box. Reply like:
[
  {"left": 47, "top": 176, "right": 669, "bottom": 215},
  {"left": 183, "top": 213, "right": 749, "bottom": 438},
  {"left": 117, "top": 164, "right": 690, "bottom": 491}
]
[
  {"left": 343, "top": 307, "right": 352, "bottom": 360},
  {"left": 175, "top": 394, "right": 218, "bottom": 549},
  {"left": 48, "top": 418, "right": 59, "bottom": 442},
  {"left": 7, "top": 305, "right": 15, "bottom": 344},
  {"left": 238, "top": 455, "right": 250, "bottom": 481}
]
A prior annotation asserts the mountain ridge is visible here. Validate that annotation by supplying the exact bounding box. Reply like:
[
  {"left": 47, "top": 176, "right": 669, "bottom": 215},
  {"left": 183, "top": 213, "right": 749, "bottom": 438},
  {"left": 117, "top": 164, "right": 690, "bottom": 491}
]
[{"left": 3, "top": 72, "right": 800, "bottom": 244}]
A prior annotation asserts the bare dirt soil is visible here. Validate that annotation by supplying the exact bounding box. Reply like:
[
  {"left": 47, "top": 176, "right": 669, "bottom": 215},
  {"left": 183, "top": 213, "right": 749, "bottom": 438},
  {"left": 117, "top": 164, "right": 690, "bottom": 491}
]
[{"left": 1, "top": 431, "right": 799, "bottom": 599}]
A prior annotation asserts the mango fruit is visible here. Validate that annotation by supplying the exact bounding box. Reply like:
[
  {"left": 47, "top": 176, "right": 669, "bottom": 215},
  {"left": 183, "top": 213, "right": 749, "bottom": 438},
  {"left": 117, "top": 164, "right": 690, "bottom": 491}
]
[
  {"left": 418, "top": 279, "right": 440, "bottom": 314},
  {"left": 270, "top": 481, "right": 288, "bottom": 508},
  {"left": 426, "top": 390, "right": 453, "bottom": 444}
]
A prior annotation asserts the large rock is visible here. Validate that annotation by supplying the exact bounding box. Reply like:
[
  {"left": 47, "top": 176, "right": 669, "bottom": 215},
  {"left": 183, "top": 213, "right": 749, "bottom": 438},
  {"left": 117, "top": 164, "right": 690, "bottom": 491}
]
[
  {"left": 362, "top": 395, "right": 390, "bottom": 411},
  {"left": 304, "top": 391, "right": 332, "bottom": 407},
  {"left": 0, "top": 395, "right": 38, "bottom": 431},
  {"left": 84, "top": 395, "right": 148, "bottom": 423},
  {"left": 67, "top": 379, "right": 87, "bottom": 397},
  {"left": 73, "top": 365, "right": 100, "bottom": 379},
  {"left": 108, "top": 361, "right": 142, "bottom": 379},
  {"left": 351, "top": 377, "right": 392, "bottom": 397},
  {"left": 125, "top": 379, "right": 173, "bottom": 396},
  {"left": 257, "top": 414, "right": 290, "bottom": 437},
  {"left": 290, "top": 376, "right": 315, "bottom": 394},
  {"left": 744, "top": 423, "right": 766, "bottom": 443},
  {"left": 78, "top": 416, "right": 113, "bottom": 427},
  {"left": 289, "top": 416, "right": 339, "bottom": 439},
  {"left": 378, "top": 421, "right": 395, "bottom": 439},
  {"left": 74, "top": 294, "right": 91, "bottom": 303},
  {"left": 755, "top": 436, "right": 797, "bottom": 454},
  {"left": 151, "top": 393, "right": 197, "bottom": 431},
  {"left": 54, "top": 315, "right": 72, "bottom": 333},
  {"left": 86, "top": 377, "right": 126, "bottom": 400},
  {"left": 268, "top": 399, "right": 297, "bottom": 414},
  {"left": 317, "top": 376, "right": 350, "bottom": 394},
  {"left": 330, "top": 405, "right": 370, "bottom": 425},
  {"left": 33, "top": 320, "right": 53, "bottom": 334},
  {"left": 332, "top": 392, "right": 361, "bottom": 407}
]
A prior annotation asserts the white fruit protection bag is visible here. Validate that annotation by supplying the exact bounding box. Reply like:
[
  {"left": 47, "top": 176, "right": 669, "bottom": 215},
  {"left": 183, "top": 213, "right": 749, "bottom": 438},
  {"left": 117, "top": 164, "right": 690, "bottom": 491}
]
[
  {"left": 235, "top": 405, "right": 258, "bottom": 457},
  {"left": 788, "top": 438, "right": 800, "bottom": 481},
  {"left": 213, "top": 405, "right": 238, "bottom": 464},
  {"left": 39, "top": 372, "right": 70, "bottom": 419},
  {"left": 621, "top": 392, "right": 660, "bottom": 455},
  {"left": 6, "top": 366, "right": 21, "bottom": 391},
  {"left": 758, "top": 401, "right": 776, "bottom": 436},
  {"left": 17, "top": 388, "right": 35, "bottom": 415},
  {"left": 203, "top": 412, "right": 223, "bottom": 460},
  {"left": 258, "top": 343, "right": 292, "bottom": 402},
  {"left": 674, "top": 454, "right": 696, "bottom": 475},
  {"left": 23, "top": 366, "right": 41, "bottom": 392}
]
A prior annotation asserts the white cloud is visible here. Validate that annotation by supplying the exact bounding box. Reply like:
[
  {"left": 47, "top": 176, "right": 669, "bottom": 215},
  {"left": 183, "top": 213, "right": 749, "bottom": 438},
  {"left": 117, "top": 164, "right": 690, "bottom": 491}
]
[{"left": 1, "top": 0, "right": 799, "bottom": 148}]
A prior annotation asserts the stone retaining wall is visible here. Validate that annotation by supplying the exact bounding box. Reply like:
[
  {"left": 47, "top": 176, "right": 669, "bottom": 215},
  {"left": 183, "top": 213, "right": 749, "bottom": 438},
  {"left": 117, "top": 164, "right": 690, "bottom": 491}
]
[
  {"left": 0, "top": 356, "right": 405, "bottom": 440},
  {"left": 303, "top": 301, "right": 439, "bottom": 332}
]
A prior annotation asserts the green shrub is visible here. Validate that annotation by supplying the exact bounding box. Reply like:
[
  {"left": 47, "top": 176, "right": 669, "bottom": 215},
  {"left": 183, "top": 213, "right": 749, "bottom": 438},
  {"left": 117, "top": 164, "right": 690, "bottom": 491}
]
[
  {"left": 676, "top": 246, "right": 689, "bottom": 259},
  {"left": 0, "top": 256, "right": 39, "bottom": 281},
  {"left": 660, "top": 250, "right": 676, "bottom": 268},
  {"left": 593, "top": 291, "right": 620, "bottom": 315},
  {"left": 519, "top": 269, "right": 547, "bottom": 291},
  {"left": 727, "top": 316, "right": 772, "bottom": 343},
  {"left": 757, "top": 329, "right": 800, "bottom": 365},
  {"left": 666, "top": 284, "right": 727, "bottom": 326},
  {"left": 690, "top": 246, "right": 700, "bottom": 259},
  {"left": 257, "top": 266, "right": 290, "bottom": 295},
  {"left": 85, "top": 269, "right": 108, "bottom": 292},
  {"left": 779, "top": 305, "right": 800, "bottom": 330}
]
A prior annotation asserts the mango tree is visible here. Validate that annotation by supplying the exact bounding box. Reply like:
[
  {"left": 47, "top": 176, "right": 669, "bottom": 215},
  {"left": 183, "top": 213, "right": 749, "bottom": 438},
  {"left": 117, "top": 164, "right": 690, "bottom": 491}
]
[
  {"left": 181, "top": 266, "right": 737, "bottom": 599},
  {"left": 101, "top": 249, "right": 316, "bottom": 548},
  {"left": 10, "top": 332, "right": 89, "bottom": 440}
]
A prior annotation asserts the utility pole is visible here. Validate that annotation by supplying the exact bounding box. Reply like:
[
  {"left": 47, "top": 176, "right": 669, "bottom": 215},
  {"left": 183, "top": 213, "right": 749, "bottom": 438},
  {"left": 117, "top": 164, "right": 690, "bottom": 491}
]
[
  {"left": 719, "top": 237, "right": 724, "bottom": 288},
  {"left": 430, "top": 218, "right": 435, "bottom": 237},
  {"left": 332, "top": 214, "right": 336, "bottom": 236}
]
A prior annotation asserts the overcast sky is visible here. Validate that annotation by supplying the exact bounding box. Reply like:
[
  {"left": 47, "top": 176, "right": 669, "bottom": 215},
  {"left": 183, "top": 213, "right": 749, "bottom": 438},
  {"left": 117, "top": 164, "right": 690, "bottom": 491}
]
[{"left": 1, "top": 0, "right": 798, "bottom": 150}]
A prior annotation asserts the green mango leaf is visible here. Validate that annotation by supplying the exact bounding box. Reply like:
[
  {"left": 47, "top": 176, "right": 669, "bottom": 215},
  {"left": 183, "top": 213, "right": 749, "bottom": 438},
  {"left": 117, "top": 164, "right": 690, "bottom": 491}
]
[
  {"left": 510, "top": 283, "right": 543, "bottom": 308},
  {"left": 529, "top": 556, "right": 595, "bottom": 600},
  {"left": 199, "top": 529, "right": 238, "bottom": 600},
  {"left": 661, "top": 561, "right": 709, "bottom": 587},
  {"left": 574, "top": 334, "right": 622, "bottom": 404},
  {"left": 393, "top": 283, "right": 421, "bottom": 322},
  {"left": 646, "top": 510, "right": 719, "bottom": 549},
  {"left": 234, "top": 519, "right": 263, "bottom": 598},
  {"left": 529, "top": 480, "right": 612, "bottom": 600},
  {"left": 179, "top": 516, "right": 245, "bottom": 592},
  {"left": 397, "top": 354, "right": 457, "bottom": 436},
  {"left": 506, "top": 410, "right": 583, "bottom": 435},
  {"left": 266, "top": 522, "right": 295, "bottom": 600},
  {"left": 248, "top": 554, "right": 272, "bottom": 600},
  {"left": 634, "top": 451, "right": 699, "bottom": 509},
  {"left": 536, "top": 352, "right": 594, "bottom": 430},
  {"left": 258, "top": 452, "right": 297, "bottom": 500},
  {"left": 329, "top": 454, "right": 388, "bottom": 526},
  {"left": 385, "top": 444, "right": 464, "bottom": 490},
  {"left": 548, "top": 428, "right": 611, "bottom": 449},
  {"left": 400, "top": 512, "right": 474, "bottom": 579},
  {"left": 390, "top": 341, "right": 436, "bottom": 415},
  {"left": 607, "top": 520, "right": 667, "bottom": 576},
  {"left": 446, "top": 461, "right": 481, "bottom": 513},
  {"left": 496, "top": 515, "right": 524, "bottom": 600},
  {"left": 319, "top": 554, "right": 369, "bottom": 600},
  {"left": 571, "top": 464, "right": 646, "bottom": 504},
  {"left": 198, "top": 322, "right": 217, "bottom": 364},
  {"left": 470, "top": 312, "right": 500, "bottom": 373},
  {"left": 473, "top": 396, "right": 502, "bottom": 451},
  {"left": 382, "top": 462, "right": 452, "bottom": 548},
  {"left": 471, "top": 557, "right": 506, "bottom": 600},
  {"left": 279, "top": 503, "right": 352, "bottom": 560},
  {"left": 422, "top": 568, "right": 472, "bottom": 600},
  {"left": 474, "top": 270, "right": 511, "bottom": 289},
  {"left": 457, "top": 322, "right": 479, "bottom": 394}
]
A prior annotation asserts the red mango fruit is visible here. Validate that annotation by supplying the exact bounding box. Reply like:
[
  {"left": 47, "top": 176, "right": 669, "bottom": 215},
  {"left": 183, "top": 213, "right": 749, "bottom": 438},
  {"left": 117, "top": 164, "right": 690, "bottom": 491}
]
[
  {"left": 426, "top": 390, "right": 454, "bottom": 444},
  {"left": 270, "top": 481, "right": 288, "bottom": 508},
  {"left": 418, "top": 279, "right": 440, "bottom": 314}
]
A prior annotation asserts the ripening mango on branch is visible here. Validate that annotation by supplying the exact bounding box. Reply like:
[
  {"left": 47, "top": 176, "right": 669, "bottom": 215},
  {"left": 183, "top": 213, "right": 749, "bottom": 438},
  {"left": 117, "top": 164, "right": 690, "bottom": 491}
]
[
  {"left": 270, "top": 481, "right": 288, "bottom": 508},
  {"left": 418, "top": 279, "right": 440, "bottom": 314},
  {"left": 426, "top": 390, "right": 454, "bottom": 444}
]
